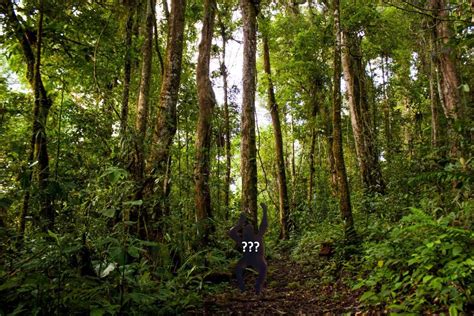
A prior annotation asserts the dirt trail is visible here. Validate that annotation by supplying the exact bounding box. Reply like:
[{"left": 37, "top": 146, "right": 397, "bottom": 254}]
[{"left": 192, "top": 255, "right": 361, "bottom": 315}]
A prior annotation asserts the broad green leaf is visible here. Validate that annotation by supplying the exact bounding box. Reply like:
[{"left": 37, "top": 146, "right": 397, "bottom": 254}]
[
  {"left": 123, "top": 200, "right": 143, "bottom": 206},
  {"left": 128, "top": 246, "right": 141, "bottom": 258},
  {"left": 452, "top": 246, "right": 462, "bottom": 256},
  {"left": 360, "top": 291, "right": 376, "bottom": 301},
  {"left": 101, "top": 208, "right": 116, "bottom": 218},
  {"left": 449, "top": 304, "right": 459, "bottom": 316},
  {"left": 422, "top": 275, "right": 433, "bottom": 283}
]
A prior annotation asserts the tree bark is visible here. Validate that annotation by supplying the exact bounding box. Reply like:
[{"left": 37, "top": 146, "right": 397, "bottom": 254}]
[
  {"left": 429, "top": 33, "right": 441, "bottom": 148},
  {"left": 307, "top": 87, "right": 319, "bottom": 210},
  {"left": 240, "top": 0, "right": 259, "bottom": 229},
  {"left": 262, "top": 34, "right": 290, "bottom": 240},
  {"left": 431, "top": 0, "right": 460, "bottom": 121},
  {"left": 430, "top": 0, "right": 461, "bottom": 156},
  {"left": 332, "top": 0, "right": 356, "bottom": 241},
  {"left": 134, "top": 0, "right": 154, "bottom": 181},
  {"left": 129, "top": 0, "right": 154, "bottom": 239},
  {"left": 120, "top": 4, "right": 135, "bottom": 138},
  {"left": 323, "top": 99, "right": 337, "bottom": 196},
  {"left": 341, "top": 31, "right": 385, "bottom": 195},
  {"left": 308, "top": 128, "right": 316, "bottom": 204},
  {"left": 1, "top": 0, "right": 53, "bottom": 232},
  {"left": 195, "top": 0, "right": 216, "bottom": 245},
  {"left": 381, "top": 55, "right": 392, "bottom": 159},
  {"left": 219, "top": 23, "right": 232, "bottom": 219},
  {"left": 148, "top": 0, "right": 186, "bottom": 221}
]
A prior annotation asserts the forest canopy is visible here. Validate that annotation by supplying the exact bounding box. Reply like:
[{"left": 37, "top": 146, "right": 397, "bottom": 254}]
[{"left": 0, "top": 0, "right": 473, "bottom": 314}]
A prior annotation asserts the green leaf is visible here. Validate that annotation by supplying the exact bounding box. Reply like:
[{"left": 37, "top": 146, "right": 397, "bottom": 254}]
[
  {"left": 352, "top": 281, "right": 365, "bottom": 290},
  {"left": 452, "top": 246, "right": 462, "bottom": 256},
  {"left": 47, "top": 230, "right": 59, "bottom": 242},
  {"left": 464, "top": 258, "right": 474, "bottom": 266},
  {"left": 101, "top": 208, "right": 116, "bottom": 218},
  {"left": 90, "top": 309, "right": 105, "bottom": 316},
  {"left": 100, "top": 167, "right": 128, "bottom": 184},
  {"left": 128, "top": 246, "right": 141, "bottom": 258},
  {"left": 139, "top": 240, "right": 160, "bottom": 247},
  {"left": 449, "top": 304, "right": 459, "bottom": 316},
  {"left": 123, "top": 200, "right": 143, "bottom": 206},
  {"left": 0, "top": 277, "right": 19, "bottom": 291},
  {"left": 430, "top": 277, "right": 443, "bottom": 291},
  {"left": 8, "top": 304, "right": 26, "bottom": 316},
  {"left": 360, "top": 291, "right": 376, "bottom": 301},
  {"left": 110, "top": 246, "right": 127, "bottom": 265},
  {"left": 387, "top": 303, "right": 406, "bottom": 311}
]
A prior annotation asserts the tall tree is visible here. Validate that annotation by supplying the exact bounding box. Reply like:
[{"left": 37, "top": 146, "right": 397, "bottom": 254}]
[
  {"left": 119, "top": 2, "right": 136, "bottom": 138},
  {"left": 428, "top": 28, "right": 442, "bottom": 149},
  {"left": 218, "top": 15, "right": 232, "bottom": 219},
  {"left": 333, "top": 0, "right": 356, "bottom": 241},
  {"left": 380, "top": 55, "right": 392, "bottom": 158},
  {"left": 307, "top": 84, "right": 320, "bottom": 210},
  {"left": 134, "top": 0, "right": 154, "bottom": 181},
  {"left": 262, "top": 34, "right": 290, "bottom": 239},
  {"left": 323, "top": 94, "right": 338, "bottom": 196},
  {"left": 1, "top": 0, "right": 53, "bottom": 232},
  {"left": 195, "top": 0, "right": 216, "bottom": 244},
  {"left": 341, "top": 31, "right": 385, "bottom": 195},
  {"left": 430, "top": 0, "right": 462, "bottom": 156},
  {"left": 130, "top": 0, "right": 154, "bottom": 238},
  {"left": 148, "top": 0, "right": 186, "bottom": 220},
  {"left": 240, "top": 0, "right": 259, "bottom": 228}
]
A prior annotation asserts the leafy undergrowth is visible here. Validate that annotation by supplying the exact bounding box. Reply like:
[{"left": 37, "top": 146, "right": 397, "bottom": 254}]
[{"left": 189, "top": 254, "right": 362, "bottom": 315}]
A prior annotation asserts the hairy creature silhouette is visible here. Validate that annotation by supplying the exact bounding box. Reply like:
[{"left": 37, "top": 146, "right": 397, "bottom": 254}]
[{"left": 228, "top": 203, "right": 268, "bottom": 294}]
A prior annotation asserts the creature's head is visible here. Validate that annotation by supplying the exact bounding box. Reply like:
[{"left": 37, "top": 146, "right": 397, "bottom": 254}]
[{"left": 238, "top": 213, "right": 250, "bottom": 226}]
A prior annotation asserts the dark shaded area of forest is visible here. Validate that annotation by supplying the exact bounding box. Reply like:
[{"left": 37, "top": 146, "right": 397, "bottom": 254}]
[{"left": 0, "top": 0, "right": 473, "bottom": 314}]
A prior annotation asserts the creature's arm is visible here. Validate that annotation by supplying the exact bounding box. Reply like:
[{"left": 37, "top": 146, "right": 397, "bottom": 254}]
[
  {"left": 228, "top": 225, "right": 241, "bottom": 243},
  {"left": 228, "top": 214, "right": 245, "bottom": 243},
  {"left": 258, "top": 203, "right": 268, "bottom": 237}
]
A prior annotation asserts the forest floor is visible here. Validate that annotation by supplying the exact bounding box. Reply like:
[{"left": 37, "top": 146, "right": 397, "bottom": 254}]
[{"left": 190, "top": 254, "right": 362, "bottom": 315}]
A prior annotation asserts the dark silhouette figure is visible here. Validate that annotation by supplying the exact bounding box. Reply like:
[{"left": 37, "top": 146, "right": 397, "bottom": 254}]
[{"left": 229, "top": 203, "right": 268, "bottom": 294}]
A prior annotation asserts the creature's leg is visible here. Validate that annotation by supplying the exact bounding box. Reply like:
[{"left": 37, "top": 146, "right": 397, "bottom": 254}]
[
  {"left": 255, "top": 259, "right": 267, "bottom": 294},
  {"left": 235, "top": 258, "right": 246, "bottom": 292}
]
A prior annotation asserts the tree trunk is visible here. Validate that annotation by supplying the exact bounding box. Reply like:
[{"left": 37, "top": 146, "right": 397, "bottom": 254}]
[
  {"left": 148, "top": 0, "right": 186, "bottom": 221},
  {"left": 240, "top": 0, "right": 259, "bottom": 229},
  {"left": 120, "top": 5, "right": 135, "bottom": 138},
  {"left": 307, "top": 88, "right": 319, "bottom": 210},
  {"left": 341, "top": 31, "right": 385, "bottom": 195},
  {"left": 332, "top": 0, "right": 356, "bottom": 241},
  {"left": 381, "top": 55, "right": 392, "bottom": 159},
  {"left": 2, "top": 0, "right": 53, "bottom": 232},
  {"left": 431, "top": 0, "right": 460, "bottom": 121},
  {"left": 262, "top": 34, "right": 290, "bottom": 240},
  {"left": 323, "top": 98, "right": 337, "bottom": 196},
  {"left": 308, "top": 128, "right": 316, "bottom": 208},
  {"left": 429, "top": 33, "right": 441, "bottom": 148},
  {"left": 130, "top": 0, "right": 154, "bottom": 239},
  {"left": 194, "top": 0, "right": 216, "bottom": 245},
  {"left": 134, "top": 0, "right": 154, "bottom": 181},
  {"left": 431, "top": 0, "right": 461, "bottom": 156},
  {"left": 219, "top": 22, "right": 232, "bottom": 219}
]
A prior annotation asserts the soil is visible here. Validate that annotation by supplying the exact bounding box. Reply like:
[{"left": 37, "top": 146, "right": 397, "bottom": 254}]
[{"left": 189, "top": 254, "right": 363, "bottom": 315}]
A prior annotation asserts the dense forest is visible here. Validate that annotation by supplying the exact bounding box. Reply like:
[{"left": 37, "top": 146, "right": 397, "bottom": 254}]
[{"left": 0, "top": 0, "right": 473, "bottom": 314}]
